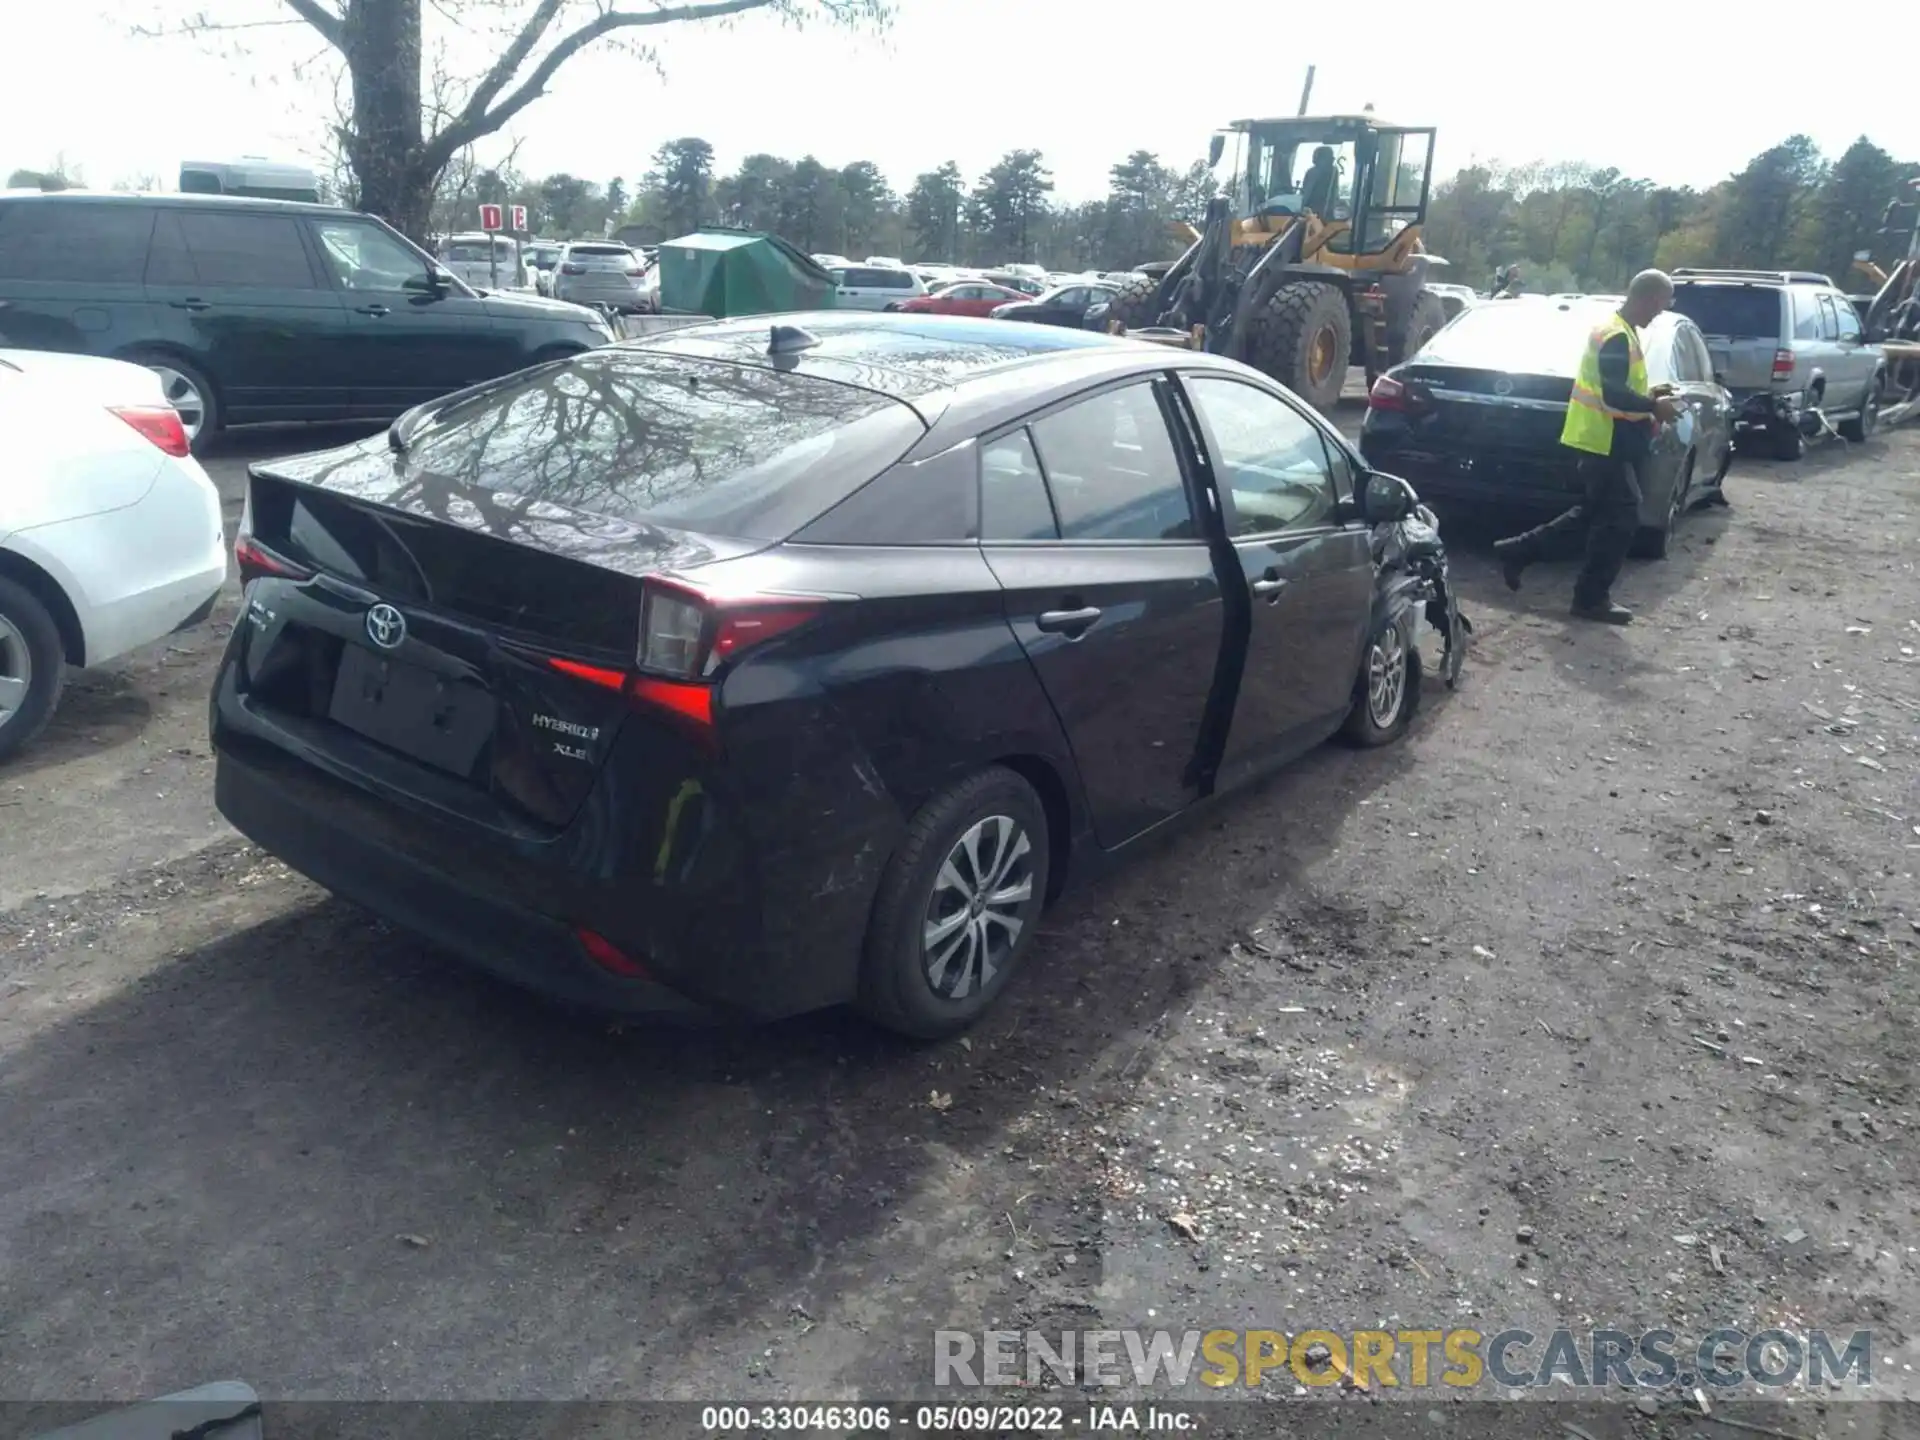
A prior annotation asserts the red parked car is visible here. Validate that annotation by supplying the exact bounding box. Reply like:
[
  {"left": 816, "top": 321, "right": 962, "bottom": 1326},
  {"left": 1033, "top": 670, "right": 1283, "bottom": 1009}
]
[{"left": 895, "top": 281, "right": 1032, "bottom": 318}]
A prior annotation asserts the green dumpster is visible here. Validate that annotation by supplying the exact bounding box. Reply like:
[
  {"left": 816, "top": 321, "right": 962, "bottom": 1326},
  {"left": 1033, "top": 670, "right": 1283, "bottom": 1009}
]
[{"left": 657, "top": 229, "right": 838, "bottom": 317}]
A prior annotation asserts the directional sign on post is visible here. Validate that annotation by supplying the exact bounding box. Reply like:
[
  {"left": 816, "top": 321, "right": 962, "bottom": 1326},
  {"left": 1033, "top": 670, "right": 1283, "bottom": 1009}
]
[
  {"left": 509, "top": 204, "right": 528, "bottom": 233},
  {"left": 479, "top": 203, "right": 503, "bottom": 232}
]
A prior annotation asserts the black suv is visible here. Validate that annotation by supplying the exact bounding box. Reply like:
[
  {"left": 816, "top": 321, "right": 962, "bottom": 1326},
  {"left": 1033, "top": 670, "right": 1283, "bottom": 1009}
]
[{"left": 0, "top": 192, "right": 616, "bottom": 451}]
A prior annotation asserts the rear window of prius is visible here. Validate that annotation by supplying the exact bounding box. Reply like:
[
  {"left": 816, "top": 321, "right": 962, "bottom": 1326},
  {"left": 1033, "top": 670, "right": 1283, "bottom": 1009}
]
[{"left": 402, "top": 351, "right": 927, "bottom": 541}]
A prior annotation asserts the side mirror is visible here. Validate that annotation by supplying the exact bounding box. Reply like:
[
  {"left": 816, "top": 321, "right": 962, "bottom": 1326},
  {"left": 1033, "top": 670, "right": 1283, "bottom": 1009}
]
[
  {"left": 1208, "top": 133, "right": 1226, "bottom": 167},
  {"left": 404, "top": 268, "right": 450, "bottom": 296},
  {"left": 1362, "top": 471, "right": 1417, "bottom": 525}
]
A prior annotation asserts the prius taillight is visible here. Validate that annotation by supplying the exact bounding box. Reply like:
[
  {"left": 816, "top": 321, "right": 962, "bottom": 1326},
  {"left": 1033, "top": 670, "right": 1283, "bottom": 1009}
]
[
  {"left": 638, "top": 579, "right": 825, "bottom": 680},
  {"left": 539, "top": 578, "right": 827, "bottom": 727}
]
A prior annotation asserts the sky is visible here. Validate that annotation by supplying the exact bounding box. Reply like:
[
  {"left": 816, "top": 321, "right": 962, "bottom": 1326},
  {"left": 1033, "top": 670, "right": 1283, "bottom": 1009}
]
[{"left": 7, "top": 0, "right": 1917, "bottom": 205}]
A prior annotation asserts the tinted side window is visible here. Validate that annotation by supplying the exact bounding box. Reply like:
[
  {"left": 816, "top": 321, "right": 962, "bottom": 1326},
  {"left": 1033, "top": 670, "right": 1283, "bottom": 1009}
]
[
  {"left": 1186, "top": 376, "right": 1335, "bottom": 535},
  {"left": 980, "top": 428, "right": 1059, "bottom": 540},
  {"left": 796, "top": 441, "right": 978, "bottom": 545},
  {"left": 1832, "top": 293, "right": 1864, "bottom": 342},
  {"left": 0, "top": 202, "right": 155, "bottom": 283},
  {"left": 174, "top": 212, "right": 318, "bottom": 289},
  {"left": 1792, "top": 289, "right": 1822, "bottom": 341},
  {"left": 1815, "top": 293, "right": 1839, "bottom": 341},
  {"left": 1029, "top": 382, "right": 1193, "bottom": 542},
  {"left": 879, "top": 270, "right": 913, "bottom": 289},
  {"left": 842, "top": 267, "right": 883, "bottom": 287}
]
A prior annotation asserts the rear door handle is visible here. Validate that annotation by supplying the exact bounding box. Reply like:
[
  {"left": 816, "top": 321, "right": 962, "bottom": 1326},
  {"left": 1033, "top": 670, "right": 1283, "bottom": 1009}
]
[
  {"left": 1251, "top": 577, "right": 1289, "bottom": 599},
  {"left": 169, "top": 299, "right": 211, "bottom": 312},
  {"left": 1036, "top": 606, "right": 1102, "bottom": 636},
  {"left": 355, "top": 304, "right": 391, "bottom": 317}
]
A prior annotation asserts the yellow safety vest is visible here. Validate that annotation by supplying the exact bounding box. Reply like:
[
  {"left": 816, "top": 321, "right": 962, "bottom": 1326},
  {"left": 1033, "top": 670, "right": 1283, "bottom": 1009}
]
[{"left": 1561, "top": 313, "right": 1651, "bottom": 456}]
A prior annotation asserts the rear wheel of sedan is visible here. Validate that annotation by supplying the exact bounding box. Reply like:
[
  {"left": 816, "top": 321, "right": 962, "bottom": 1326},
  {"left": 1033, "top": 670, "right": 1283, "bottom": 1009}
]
[
  {"left": 1340, "top": 617, "right": 1419, "bottom": 749},
  {"left": 859, "top": 767, "right": 1051, "bottom": 1040},
  {"left": 0, "top": 576, "right": 65, "bottom": 764},
  {"left": 1631, "top": 455, "right": 1692, "bottom": 560}
]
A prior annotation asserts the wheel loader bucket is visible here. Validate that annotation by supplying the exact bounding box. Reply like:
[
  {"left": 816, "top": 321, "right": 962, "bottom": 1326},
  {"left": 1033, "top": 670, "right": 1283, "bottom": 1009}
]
[{"left": 1115, "top": 324, "right": 1203, "bottom": 349}]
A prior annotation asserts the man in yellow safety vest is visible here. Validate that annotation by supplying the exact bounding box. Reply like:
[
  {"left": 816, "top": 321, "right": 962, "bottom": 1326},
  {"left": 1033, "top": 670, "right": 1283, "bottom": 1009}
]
[{"left": 1493, "top": 270, "right": 1683, "bottom": 624}]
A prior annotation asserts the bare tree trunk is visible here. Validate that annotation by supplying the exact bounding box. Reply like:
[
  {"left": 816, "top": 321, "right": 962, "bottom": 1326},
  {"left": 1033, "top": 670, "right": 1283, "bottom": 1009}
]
[{"left": 343, "top": 0, "right": 431, "bottom": 240}]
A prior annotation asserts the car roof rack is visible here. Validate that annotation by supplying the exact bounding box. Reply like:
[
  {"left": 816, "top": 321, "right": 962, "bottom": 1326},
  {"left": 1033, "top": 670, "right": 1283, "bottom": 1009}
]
[{"left": 1671, "top": 267, "right": 1835, "bottom": 287}]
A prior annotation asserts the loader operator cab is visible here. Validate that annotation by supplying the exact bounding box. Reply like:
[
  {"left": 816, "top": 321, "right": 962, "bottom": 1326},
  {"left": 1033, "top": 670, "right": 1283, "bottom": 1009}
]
[{"left": 1209, "top": 115, "right": 1435, "bottom": 256}]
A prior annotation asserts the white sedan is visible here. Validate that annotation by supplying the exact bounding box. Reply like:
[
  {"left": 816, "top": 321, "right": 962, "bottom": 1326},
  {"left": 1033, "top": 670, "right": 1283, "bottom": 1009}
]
[{"left": 0, "top": 349, "right": 227, "bottom": 760}]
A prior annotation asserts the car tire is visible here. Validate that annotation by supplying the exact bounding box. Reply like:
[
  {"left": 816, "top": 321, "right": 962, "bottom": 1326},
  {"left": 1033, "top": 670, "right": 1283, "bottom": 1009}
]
[
  {"left": 857, "top": 766, "right": 1051, "bottom": 1040},
  {"left": 1839, "top": 374, "right": 1883, "bottom": 443},
  {"left": 1340, "top": 616, "right": 1419, "bottom": 749},
  {"left": 1631, "top": 455, "right": 1692, "bottom": 560},
  {"left": 0, "top": 575, "right": 67, "bottom": 764},
  {"left": 1768, "top": 421, "right": 1804, "bottom": 462},
  {"left": 126, "top": 352, "right": 219, "bottom": 456}
]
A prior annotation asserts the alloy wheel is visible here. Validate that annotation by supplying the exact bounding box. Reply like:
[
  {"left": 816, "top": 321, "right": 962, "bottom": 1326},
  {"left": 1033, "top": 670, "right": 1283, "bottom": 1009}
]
[
  {"left": 1367, "top": 628, "right": 1408, "bottom": 729},
  {"left": 922, "top": 813, "right": 1035, "bottom": 1001},
  {"left": 0, "top": 613, "right": 32, "bottom": 732},
  {"left": 148, "top": 365, "right": 207, "bottom": 442}
]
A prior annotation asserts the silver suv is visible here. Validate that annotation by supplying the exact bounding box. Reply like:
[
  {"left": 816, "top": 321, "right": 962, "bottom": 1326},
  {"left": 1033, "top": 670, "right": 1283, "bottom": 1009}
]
[
  {"left": 552, "top": 241, "right": 652, "bottom": 314},
  {"left": 1670, "top": 269, "right": 1887, "bottom": 459}
]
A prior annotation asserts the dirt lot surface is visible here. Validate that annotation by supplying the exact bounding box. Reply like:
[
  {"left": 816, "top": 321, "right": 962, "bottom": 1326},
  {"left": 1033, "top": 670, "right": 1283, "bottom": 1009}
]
[{"left": 3, "top": 414, "right": 1919, "bottom": 1416}]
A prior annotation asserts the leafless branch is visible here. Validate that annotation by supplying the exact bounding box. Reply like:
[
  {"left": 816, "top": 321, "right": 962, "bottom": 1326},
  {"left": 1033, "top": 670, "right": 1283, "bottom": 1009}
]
[
  {"left": 426, "top": 0, "right": 776, "bottom": 165},
  {"left": 132, "top": 14, "right": 313, "bottom": 36},
  {"left": 278, "top": 0, "right": 346, "bottom": 46}
]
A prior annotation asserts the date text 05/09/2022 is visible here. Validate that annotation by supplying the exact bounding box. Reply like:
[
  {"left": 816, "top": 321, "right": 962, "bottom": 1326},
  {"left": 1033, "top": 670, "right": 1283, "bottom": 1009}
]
[{"left": 699, "top": 1404, "right": 1197, "bottom": 1432}]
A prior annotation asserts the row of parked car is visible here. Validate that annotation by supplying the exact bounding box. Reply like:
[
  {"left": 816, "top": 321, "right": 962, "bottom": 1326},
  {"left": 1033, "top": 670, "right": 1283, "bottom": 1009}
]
[
  {"left": 1357, "top": 268, "right": 1894, "bottom": 563},
  {"left": 810, "top": 253, "right": 1132, "bottom": 329}
]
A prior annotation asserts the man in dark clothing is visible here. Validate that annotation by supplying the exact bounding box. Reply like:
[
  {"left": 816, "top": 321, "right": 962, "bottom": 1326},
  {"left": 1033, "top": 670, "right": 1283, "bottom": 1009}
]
[
  {"left": 1300, "top": 146, "right": 1339, "bottom": 219},
  {"left": 1493, "top": 270, "right": 1681, "bottom": 624}
]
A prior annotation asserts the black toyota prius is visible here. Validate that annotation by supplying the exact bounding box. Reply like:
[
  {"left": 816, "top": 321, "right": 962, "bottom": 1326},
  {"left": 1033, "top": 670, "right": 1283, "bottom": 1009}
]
[{"left": 212, "top": 314, "right": 1465, "bottom": 1037}]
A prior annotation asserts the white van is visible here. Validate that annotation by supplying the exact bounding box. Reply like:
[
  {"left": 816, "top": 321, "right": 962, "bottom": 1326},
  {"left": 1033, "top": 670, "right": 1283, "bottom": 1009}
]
[
  {"left": 832, "top": 264, "right": 926, "bottom": 311},
  {"left": 436, "top": 232, "right": 529, "bottom": 292}
]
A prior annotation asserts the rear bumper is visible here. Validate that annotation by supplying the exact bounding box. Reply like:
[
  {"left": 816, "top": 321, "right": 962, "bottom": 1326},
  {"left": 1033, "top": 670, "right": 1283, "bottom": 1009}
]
[
  {"left": 216, "top": 748, "right": 706, "bottom": 1017},
  {"left": 208, "top": 620, "right": 901, "bottom": 1021},
  {"left": 553, "top": 280, "right": 647, "bottom": 311},
  {"left": 1363, "top": 441, "right": 1589, "bottom": 514},
  {"left": 1730, "top": 388, "right": 1802, "bottom": 428}
]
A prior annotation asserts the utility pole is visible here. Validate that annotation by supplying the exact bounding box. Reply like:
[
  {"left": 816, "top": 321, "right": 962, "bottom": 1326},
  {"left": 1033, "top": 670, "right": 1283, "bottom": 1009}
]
[{"left": 1297, "top": 64, "right": 1316, "bottom": 117}]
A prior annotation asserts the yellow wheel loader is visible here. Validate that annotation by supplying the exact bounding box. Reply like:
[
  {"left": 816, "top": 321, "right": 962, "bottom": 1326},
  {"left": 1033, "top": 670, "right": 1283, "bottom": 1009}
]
[
  {"left": 1854, "top": 178, "right": 1920, "bottom": 426},
  {"left": 1100, "top": 112, "right": 1447, "bottom": 416}
]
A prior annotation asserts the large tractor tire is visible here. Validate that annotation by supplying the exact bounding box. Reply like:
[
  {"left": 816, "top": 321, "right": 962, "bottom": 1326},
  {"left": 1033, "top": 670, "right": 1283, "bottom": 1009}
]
[
  {"left": 1247, "top": 281, "right": 1353, "bottom": 414},
  {"left": 1104, "top": 272, "right": 1162, "bottom": 331},
  {"left": 1397, "top": 290, "right": 1448, "bottom": 366}
]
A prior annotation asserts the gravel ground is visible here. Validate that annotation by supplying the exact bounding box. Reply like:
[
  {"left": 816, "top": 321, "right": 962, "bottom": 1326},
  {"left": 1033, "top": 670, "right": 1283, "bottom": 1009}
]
[{"left": 2, "top": 414, "right": 1918, "bottom": 1418}]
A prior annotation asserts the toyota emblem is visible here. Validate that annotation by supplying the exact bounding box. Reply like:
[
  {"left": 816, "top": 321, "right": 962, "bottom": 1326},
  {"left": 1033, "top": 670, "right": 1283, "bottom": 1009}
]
[
  {"left": 1493, "top": 376, "right": 1514, "bottom": 395},
  {"left": 365, "top": 603, "right": 407, "bottom": 650}
]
